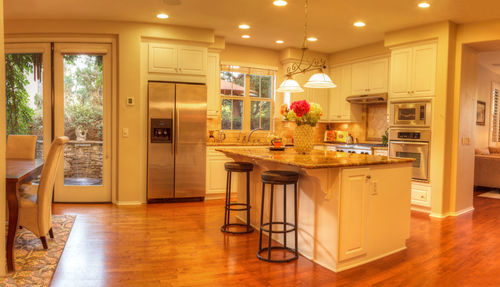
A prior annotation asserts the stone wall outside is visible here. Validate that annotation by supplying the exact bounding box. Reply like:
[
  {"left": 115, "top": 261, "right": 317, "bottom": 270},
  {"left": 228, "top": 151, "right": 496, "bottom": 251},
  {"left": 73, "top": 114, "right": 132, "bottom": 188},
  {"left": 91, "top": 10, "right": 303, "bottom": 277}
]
[{"left": 36, "top": 140, "right": 103, "bottom": 179}]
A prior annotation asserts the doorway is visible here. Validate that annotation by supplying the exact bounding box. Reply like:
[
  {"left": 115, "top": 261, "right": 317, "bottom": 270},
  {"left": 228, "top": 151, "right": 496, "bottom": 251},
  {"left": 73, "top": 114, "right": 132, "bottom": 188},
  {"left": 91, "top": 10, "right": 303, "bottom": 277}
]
[{"left": 5, "top": 42, "right": 112, "bottom": 202}]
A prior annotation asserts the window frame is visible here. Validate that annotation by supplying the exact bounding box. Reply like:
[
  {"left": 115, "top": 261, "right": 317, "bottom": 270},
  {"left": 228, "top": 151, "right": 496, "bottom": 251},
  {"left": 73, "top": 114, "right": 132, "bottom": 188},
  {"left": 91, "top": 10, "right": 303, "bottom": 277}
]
[{"left": 220, "top": 68, "right": 275, "bottom": 132}]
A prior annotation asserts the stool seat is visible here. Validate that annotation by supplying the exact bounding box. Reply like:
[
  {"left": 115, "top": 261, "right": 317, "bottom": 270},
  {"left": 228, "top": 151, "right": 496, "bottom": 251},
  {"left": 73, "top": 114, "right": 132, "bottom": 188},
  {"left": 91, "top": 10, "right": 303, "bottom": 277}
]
[
  {"left": 225, "top": 162, "right": 254, "bottom": 172},
  {"left": 261, "top": 170, "right": 299, "bottom": 184}
]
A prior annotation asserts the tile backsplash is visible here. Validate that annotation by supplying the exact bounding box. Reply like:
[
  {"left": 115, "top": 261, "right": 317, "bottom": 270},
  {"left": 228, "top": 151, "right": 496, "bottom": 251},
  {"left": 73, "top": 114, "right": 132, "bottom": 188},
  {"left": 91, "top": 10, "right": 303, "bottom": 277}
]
[{"left": 206, "top": 104, "right": 388, "bottom": 144}]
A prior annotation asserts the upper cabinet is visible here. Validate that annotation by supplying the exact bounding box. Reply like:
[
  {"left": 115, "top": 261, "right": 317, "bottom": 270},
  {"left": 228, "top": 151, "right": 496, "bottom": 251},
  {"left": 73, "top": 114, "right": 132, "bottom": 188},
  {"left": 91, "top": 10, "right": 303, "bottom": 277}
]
[
  {"left": 389, "top": 42, "right": 437, "bottom": 98},
  {"left": 149, "top": 43, "right": 207, "bottom": 75},
  {"left": 329, "top": 65, "right": 362, "bottom": 122},
  {"left": 206, "top": 52, "right": 220, "bottom": 118},
  {"left": 351, "top": 57, "right": 389, "bottom": 96}
]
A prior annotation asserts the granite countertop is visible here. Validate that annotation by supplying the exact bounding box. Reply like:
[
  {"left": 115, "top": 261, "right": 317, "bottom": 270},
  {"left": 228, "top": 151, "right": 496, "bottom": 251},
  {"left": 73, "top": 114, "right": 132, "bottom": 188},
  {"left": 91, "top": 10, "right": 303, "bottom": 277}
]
[
  {"left": 207, "top": 142, "right": 271, "bottom": 146},
  {"left": 216, "top": 148, "right": 414, "bottom": 169}
]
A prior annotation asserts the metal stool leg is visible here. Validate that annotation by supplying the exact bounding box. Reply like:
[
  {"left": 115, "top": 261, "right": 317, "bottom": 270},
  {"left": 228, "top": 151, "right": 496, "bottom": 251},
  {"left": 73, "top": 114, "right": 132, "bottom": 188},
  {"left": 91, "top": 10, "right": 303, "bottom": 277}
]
[
  {"left": 246, "top": 171, "right": 251, "bottom": 232},
  {"left": 294, "top": 182, "right": 298, "bottom": 257},
  {"left": 224, "top": 171, "right": 230, "bottom": 227},
  {"left": 268, "top": 184, "right": 274, "bottom": 260},
  {"left": 259, "top": 182, "right": 266, "bottom": 251},
  {"left": 283, "top": 184, "right": 287, "bottom": 249}
]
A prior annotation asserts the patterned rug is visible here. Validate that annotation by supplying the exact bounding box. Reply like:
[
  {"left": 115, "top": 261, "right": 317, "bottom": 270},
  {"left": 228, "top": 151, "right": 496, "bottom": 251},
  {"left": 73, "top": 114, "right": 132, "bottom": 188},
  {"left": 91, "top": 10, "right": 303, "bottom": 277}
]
[{"left": 1, "top": 215, "right": 76, "bottom": 287}]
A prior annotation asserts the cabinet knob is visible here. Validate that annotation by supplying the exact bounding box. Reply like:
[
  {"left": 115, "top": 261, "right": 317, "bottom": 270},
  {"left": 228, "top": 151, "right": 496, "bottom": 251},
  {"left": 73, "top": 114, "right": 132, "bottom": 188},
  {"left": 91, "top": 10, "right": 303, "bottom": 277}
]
[{"left": 366, "top": 175, "right": 371, "bottom": 179}]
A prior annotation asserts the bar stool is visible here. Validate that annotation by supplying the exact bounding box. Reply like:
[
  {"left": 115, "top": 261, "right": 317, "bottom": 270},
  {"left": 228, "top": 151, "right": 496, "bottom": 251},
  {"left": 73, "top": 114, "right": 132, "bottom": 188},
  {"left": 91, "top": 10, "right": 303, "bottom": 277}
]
[
  {"left": 221, "top": 162, "right": 254, "bottom": 234},
  {"left": 257, "top": 170, "right": 299, "bottom": 263}
]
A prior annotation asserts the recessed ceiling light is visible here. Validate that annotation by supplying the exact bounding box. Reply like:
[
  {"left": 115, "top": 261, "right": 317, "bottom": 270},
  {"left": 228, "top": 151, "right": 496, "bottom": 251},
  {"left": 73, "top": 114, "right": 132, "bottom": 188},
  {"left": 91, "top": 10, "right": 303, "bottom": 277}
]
[
  {"left": 276, "top": 40, "right": 284, "bottom": 44},
  {"left": 307, "top": 37, "right": 318, "bottom": 42},
  {"left": 353, "top": 21, "right": 366, "bottom": 27},
  {"left": 156, "top": 13, "right": 169, "bottom": 19},
  {"left": 417, "top": 1, "right": 430, "bottom": 8},
  {"left": 239, "top": 24, "right": 250, "bottom": 29},
  {"left": 242, "top": 35, "right": 251, "bottom": 39},
  {"left": 273, "top": 0, "right": 287, "bottom": 6}
]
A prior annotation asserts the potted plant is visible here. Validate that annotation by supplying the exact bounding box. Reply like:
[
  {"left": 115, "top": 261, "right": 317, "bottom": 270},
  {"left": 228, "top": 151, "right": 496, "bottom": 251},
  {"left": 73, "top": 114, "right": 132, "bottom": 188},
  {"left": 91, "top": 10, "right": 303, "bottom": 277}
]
[{"left": 281, "top": 100, "right": 322, "bottom": 154}]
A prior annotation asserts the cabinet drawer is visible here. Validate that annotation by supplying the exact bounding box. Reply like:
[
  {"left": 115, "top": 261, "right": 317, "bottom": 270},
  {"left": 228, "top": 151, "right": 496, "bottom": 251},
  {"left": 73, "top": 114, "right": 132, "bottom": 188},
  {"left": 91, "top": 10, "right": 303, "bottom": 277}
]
[{"left": 411, "top": 183, "right": 431, "bottom": 206}]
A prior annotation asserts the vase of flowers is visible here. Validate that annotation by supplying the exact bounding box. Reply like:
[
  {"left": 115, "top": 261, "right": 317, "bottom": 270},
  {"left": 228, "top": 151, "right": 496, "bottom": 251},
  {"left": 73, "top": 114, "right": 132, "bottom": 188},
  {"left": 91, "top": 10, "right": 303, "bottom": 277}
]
[{"left": 281, "top": 100, "right": 322, "bottom": 154}]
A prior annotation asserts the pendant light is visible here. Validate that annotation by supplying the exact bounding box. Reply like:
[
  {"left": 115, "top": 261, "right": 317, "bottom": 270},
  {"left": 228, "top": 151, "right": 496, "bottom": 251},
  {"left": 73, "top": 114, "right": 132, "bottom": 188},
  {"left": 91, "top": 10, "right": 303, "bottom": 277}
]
[{"left": 277, "top": 0, "right": 336, "bottom": 93}]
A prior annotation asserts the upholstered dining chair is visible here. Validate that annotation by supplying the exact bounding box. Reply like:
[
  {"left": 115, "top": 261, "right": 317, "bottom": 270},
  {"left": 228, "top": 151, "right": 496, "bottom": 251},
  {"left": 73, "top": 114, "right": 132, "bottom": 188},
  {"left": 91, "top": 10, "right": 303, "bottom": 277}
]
[
  {"left": 17, "top": 136, "right": 69, "bottom": 249},
  {"left": 6, "top": 135, "right": 38, "bottom": 160},
  {"left": 6, "top": 135, "right": 38, "bottom": 189}
]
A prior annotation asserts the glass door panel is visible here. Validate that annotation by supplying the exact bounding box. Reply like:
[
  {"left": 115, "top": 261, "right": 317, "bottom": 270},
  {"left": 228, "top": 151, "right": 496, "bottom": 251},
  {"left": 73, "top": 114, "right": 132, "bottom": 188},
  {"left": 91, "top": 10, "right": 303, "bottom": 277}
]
[
  {"left": 62, "top": 54, "right": 104, "bottom": 187},
  {"left": 54, "top": 43, "right": 111, "bottom": 202},
  {"left": 5, "top": 43, "right": 52, "bottom": 163}
]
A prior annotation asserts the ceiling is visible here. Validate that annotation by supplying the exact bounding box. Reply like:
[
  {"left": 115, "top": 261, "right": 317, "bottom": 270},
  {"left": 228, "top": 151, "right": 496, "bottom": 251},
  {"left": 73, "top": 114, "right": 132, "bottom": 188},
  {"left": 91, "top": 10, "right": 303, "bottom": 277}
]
[{"left": 5, "top": 0, "right": 500, "bottom": 53}]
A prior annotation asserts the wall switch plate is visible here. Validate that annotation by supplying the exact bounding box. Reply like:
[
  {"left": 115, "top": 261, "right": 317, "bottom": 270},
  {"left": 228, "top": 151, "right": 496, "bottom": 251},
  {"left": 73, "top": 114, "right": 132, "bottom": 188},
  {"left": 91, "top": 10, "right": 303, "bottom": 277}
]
[
  {"left": 127, "top": 97, "right": 135, "bottom": 106},
  {"left": 462, "top": 137, "right": 470, "bottom": 145},
  {"left": 122, "top": 128, "right": 129, "bottom": 138}
]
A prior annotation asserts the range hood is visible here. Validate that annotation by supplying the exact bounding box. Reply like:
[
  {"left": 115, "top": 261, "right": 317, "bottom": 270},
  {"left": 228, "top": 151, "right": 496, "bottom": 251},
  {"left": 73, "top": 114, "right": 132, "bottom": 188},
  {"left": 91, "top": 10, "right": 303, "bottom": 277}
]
[{"left": 346, "top": 93, "right": 387, "bottom": 104}]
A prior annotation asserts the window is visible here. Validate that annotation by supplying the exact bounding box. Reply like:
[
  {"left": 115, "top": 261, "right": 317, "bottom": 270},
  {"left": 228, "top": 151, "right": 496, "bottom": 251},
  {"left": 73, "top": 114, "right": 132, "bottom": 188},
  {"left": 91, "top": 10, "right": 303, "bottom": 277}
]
[
  {"left": 492, "top": 86, "right": 499, "bottom": 142},
  {"left": 220, "top": 65, "right": 274, "bottom": 131}
]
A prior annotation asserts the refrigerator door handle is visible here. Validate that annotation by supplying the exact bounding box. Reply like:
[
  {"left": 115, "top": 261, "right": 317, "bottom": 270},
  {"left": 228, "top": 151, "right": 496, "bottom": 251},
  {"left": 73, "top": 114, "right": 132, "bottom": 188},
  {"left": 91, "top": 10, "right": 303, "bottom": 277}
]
[{"left": 175, "top": 106, "right": 179, "bottom": 154}]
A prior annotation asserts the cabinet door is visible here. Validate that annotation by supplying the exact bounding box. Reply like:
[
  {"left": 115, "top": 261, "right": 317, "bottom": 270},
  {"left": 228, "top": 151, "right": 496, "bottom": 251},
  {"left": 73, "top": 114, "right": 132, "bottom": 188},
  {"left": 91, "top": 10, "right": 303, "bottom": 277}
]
[
  {"left": 367, "top": 58, "right": 388, "bottom": 94},
  {"left": 389, "top": 48, "right": 412, "bottom": 97},
  {"left": 339, "top": 168, "right": 370, "bottom": 261},
  {"left": 412, "top": 44, "right": 436, "bottom": 97},
  {"left": 178, "top": 46, "right": 207, "bottom": 75},
  {"left": 207, "top": 52, "right": 220, "bottom": 118},
  {"left": 351, "top": 62, "right": 369, "bottom": 96},
  {"left": 328, "top": 67, "right": 343, "bottom": 121},
  {"left": 149, "top": 43, "right": 178, "bottom": 73}
]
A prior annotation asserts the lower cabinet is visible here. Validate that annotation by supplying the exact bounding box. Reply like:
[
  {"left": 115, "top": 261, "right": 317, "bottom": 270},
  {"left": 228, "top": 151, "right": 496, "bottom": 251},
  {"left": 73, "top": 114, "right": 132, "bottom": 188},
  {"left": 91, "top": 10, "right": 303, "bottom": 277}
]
[
  {"left": 206, "top": 148, "right": 233, "bottom": 198},
  {"left": 411, "top": 182, "right": 431, "bottom": 208},
  {"left": 338, "top": 168, "right": 370, "bottom": 261}
]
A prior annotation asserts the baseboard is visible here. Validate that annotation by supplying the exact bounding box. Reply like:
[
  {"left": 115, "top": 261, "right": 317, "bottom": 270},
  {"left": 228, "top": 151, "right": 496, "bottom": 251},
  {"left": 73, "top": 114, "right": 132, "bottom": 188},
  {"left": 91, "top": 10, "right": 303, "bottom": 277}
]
[
  {"left": 429, "top": 206, "right": 474, "bottom": 218},
  {"left": 115, "top": 201, "right": 143, "bottom": 205},
  {"left": 205, "top": 193, "right": 227, "bottom": 200},
  {"left": 335, "top": 246, "right": 407, "bottom": 272},
  {"left": 411, "top": 205, "right": 431, "bottom": 214},
  {"left": 449, "top": 206, "right": 474, "bottom": 216}
]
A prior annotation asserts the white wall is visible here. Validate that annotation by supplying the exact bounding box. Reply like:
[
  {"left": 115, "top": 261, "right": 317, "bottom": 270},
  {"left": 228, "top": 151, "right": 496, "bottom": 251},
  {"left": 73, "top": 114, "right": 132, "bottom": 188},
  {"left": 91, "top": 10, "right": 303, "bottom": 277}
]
[
  {"left": 475, "top": 65, "right": 500, "bottom": 149},
  {"left": 0, "top": 0, "right": 6, "bottom": 275}
]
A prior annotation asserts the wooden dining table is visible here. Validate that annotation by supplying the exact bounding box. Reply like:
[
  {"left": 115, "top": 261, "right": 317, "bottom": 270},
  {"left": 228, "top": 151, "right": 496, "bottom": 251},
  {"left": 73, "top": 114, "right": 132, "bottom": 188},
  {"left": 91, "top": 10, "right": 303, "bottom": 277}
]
[{"left": 6, "top": 158, "right": 44, "bottom": 272}]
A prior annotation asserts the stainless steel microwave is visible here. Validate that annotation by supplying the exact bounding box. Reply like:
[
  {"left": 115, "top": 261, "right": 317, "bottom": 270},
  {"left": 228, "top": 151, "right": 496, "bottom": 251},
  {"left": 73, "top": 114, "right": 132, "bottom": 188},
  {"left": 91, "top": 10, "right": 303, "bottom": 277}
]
[{"left": 390, "top": 102, "right": 431, "bottom": 127}]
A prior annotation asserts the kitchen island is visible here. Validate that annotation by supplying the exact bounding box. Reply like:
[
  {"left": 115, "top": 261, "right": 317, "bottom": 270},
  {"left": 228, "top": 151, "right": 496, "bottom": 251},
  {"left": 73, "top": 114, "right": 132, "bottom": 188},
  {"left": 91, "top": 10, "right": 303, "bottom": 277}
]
[{"left": 216, "top": 147, "right": 414, "bottom": 272}]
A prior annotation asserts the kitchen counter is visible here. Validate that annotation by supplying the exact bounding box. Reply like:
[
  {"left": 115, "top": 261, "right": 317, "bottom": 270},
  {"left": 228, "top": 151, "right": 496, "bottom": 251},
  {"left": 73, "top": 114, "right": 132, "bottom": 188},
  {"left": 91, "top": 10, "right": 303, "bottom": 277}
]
[
  {"left": 218, "top": 147, "right": 413, "bottom": 272},
  {"left": 216, "top": 147, "right": 412, "bottom": 169}
]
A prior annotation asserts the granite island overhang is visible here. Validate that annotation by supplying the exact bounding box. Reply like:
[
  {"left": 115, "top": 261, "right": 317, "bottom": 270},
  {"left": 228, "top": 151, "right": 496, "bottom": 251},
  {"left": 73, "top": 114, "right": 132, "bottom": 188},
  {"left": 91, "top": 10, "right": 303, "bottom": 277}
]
[{"left": 216, "top": 147, "right": 414, "bottom": 272}]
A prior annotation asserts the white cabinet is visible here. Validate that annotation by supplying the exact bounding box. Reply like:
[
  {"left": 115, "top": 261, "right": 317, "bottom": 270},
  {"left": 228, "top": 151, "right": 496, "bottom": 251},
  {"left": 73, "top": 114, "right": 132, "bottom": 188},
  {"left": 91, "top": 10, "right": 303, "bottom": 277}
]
[
  {"left": 389, "top": 43, "right": 436, "bottom": 98},
  {"left": 339, "top": 168, "right": 370, "bottom": 261},
  {"left": 149, "top": 43, "right": 207, "bottom": 75},
  {"left": 351, "top": 58, "right": 388, "bottom": 96},
  {"left": 328, "top": 65, "right": 362, "bottom": 122},
  {"left": 207, "top": 52, "right": 220, "bottom": 118},
  {"left": 206, "top": 147, "right": 233, "bottom": 197},
  {"left": 411, "top": 182, "right": 431, "bottom": 207},
  {"left": 372, "top": 148, "right": 388, "bottom": 156}
]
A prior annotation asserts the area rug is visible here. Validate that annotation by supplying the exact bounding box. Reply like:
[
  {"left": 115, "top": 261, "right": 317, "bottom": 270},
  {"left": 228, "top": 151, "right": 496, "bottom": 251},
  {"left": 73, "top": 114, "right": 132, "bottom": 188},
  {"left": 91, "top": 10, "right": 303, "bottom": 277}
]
[
  {"left": 478, "top": 191, "right": 500, "bottom": 199},
  {"left": 1, "top": 215, "right": 76, "bottom": 287}
]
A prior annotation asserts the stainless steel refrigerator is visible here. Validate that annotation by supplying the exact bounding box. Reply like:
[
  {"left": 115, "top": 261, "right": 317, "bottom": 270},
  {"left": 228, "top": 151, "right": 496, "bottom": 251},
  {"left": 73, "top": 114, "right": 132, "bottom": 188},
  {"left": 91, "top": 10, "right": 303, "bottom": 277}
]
[{"left": 147, "top": 81, "right": 206, "bottom": 202}]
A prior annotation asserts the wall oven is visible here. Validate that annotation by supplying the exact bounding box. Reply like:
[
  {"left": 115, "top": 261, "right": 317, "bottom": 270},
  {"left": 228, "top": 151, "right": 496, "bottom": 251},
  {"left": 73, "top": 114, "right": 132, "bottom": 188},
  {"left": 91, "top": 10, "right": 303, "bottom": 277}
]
[
  {"left": 389, "top": 128, "right": 431, "bottom": 182},
  {"left": 390, "top": 101, "right": 431, "bottom": 127}
]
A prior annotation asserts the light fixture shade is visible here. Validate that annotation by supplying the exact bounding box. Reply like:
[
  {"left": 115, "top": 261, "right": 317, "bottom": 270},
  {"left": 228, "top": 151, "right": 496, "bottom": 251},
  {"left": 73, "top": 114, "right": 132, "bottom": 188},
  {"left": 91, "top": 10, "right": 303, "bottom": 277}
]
[
  {"left": 277, "top": 78, "right": 304, "bottom": 93},
  {"left": 304, "top": 72, "right": 336, "bottom": 88}
]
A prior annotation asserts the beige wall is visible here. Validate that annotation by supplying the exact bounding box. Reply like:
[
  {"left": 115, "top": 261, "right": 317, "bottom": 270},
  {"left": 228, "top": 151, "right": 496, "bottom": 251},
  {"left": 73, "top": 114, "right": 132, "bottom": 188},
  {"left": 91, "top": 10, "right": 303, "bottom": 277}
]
[
  {"left": 385, "top": 21, "right": 457, "bottom": 217},
  {"left": 4, "top": 19, "right": 215, "bottom": 204},
  {"left": 452, "top": 19, "right": 500, "bottom": 214},
  {"left": 476, "top": 65, "right": 500, "bottom": 149},
  {"left": 0, "top": 0, "right": 6, "bottom": 275},
  {"left": 455, "top": 45, "right": 478, "bottom": 212}
]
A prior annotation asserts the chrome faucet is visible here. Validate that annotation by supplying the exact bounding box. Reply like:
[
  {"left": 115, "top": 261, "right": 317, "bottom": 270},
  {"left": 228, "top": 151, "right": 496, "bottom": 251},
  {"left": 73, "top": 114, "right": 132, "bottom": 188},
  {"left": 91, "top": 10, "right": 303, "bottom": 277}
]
[{"left": 247, "top": 128, "right": 263, "bottom": 143}]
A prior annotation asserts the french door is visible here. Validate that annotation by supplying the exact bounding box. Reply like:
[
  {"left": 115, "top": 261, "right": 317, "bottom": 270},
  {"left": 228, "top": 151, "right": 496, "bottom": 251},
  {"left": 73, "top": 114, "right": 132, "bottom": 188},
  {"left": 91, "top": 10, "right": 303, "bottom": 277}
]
[
  {"left": 53, "top": 43, "right": 111, "bottom": 202},
  {"left": 5, "top": 42, "right": 112, "bottom": 202}
]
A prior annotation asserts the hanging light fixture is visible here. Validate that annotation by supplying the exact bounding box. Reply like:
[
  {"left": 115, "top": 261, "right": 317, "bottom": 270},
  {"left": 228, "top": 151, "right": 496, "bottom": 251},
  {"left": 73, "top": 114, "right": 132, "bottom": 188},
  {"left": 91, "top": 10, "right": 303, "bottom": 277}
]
[{"left": 277, "top": 0, "right": 336, "bottom": 93}]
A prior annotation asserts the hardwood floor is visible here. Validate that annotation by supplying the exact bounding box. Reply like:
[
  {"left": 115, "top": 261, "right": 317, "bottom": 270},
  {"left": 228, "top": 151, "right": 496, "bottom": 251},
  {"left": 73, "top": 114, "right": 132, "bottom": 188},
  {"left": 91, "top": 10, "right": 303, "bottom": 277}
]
[{"left": 50, "top": 194, "right": 500, "bottom": 287}]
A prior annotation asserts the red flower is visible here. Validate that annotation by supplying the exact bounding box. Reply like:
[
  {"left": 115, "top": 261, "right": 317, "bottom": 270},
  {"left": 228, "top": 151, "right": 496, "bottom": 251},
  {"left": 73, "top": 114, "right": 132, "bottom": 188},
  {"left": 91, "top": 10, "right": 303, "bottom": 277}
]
[{"left": 290, "top": 100, "right": 310, "bottom": 117}]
